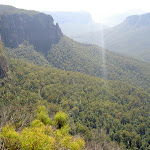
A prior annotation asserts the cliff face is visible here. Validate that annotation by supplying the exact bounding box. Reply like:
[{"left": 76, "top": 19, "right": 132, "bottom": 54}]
[
  {"left": 0, "top": 42, "right": 8, "bottom": 79},
  {"left": 0, "top": 55, "right": 8, "bottom": 78},
  {"left": 1, "top": 13, "right": 63, "bottom": 54}
]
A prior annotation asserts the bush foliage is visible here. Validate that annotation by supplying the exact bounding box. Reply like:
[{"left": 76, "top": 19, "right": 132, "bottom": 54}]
[{"left": 0, "top": 106, "right": 85, "bottom": 150}]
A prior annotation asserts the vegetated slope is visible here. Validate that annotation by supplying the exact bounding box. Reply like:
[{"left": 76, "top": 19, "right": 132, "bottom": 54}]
[
  {"left": 0, "top": 5, "right": 150, "bottom": 150},
  {"left": 1, "top": 5, "right": 149, "bottom": 93},
  {"left": 135, "top": 49, "right": 150, "bottom": 62},
  {"left": 0, "top": 59, "right": 150, "bottom": 149},
  {"left": 73, "top": 12, "right": 150, "bottom": 62},
  {"left": 1, "top": 106, "right": 85, "bottom": 150},
  {"left": 47, "top": 36, "right": 150, "bottom": 92},
  {"left": 6, "top": 41, "right": 51, "bottom": 67}
]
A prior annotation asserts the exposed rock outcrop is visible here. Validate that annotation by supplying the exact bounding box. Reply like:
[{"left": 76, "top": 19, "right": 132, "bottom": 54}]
[
  {"left": 0, "top": 42, "right": 8, "bottom": 79},
  {"left": 1, "top": 13, "right": 63, "bottom": 54},
  {"left": 0, "top": 56, "right": 8, "bottom": 78}
]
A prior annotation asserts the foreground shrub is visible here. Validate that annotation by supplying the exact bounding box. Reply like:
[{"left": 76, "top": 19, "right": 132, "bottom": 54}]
[{"left": 0, "top": 106, "right": 85, "bottom": 150}]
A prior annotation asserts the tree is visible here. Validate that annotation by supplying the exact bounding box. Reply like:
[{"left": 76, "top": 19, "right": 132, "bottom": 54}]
[{"left": 54, "top": 111, "right": 68, "bottom": 129}]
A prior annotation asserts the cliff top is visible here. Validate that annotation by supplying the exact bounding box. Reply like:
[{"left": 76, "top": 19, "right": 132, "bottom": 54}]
[{"left": 0, "top": 5, "right": 40, "bottom": 16}]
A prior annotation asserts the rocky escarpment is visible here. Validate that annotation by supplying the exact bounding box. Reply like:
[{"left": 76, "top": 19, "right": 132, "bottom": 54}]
[
  {"left": 0, "top": 16, "right": 8, "bottom": 79},
  {"left": 0, "top": 55, "right": 8, "bottom": 78},
  {"left": 1, "top": 13, "right": 63, "bottom": 54},
  {"left": 0, "top": 42, "right": 8, "bottom": 79}
]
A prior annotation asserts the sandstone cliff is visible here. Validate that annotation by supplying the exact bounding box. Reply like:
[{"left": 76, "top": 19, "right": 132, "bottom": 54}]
[
  {"left": 0, "top": 42, "right": 8, "bottom": 79},
  {"left": 1, "top": 13, "right": 63, "bottom": 54}
]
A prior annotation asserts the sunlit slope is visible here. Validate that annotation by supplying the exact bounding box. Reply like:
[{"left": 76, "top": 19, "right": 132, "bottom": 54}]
[
  {"left": 1, "top": 5, "right": 149, "bottom": 93},
  {"left": 47, "top": 36, "right": 150, "bottom": 92},
  {"left": 1, "top": 59, "right": 150, "bottom": 149},
  {"left": 5, "top": 35, "right": 150, "bottom": 92}
]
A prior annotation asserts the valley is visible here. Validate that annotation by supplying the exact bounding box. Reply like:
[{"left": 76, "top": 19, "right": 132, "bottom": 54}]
[{"left": 0, "top": 5, "right": 150, "bottom": 150}]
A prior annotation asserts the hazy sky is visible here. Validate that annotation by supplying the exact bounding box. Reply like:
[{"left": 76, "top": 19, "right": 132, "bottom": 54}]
[{"left": 0, "top": 0, "right": 150, "bottom": 22}]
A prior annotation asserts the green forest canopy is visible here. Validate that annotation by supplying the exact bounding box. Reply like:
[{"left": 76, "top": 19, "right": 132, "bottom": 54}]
[{"left": 0, "top": 58, "right": 150, "bottom": 149}]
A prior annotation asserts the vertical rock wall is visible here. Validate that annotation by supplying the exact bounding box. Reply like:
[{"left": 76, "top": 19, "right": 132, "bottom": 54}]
[{"left": 1, "top": 13, "right": 63, "bottom": 54}]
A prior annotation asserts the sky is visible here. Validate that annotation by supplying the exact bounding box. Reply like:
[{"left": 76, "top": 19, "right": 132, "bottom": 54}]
[{"left": 0, "top": 0, "right": 150, "bottom": 23}]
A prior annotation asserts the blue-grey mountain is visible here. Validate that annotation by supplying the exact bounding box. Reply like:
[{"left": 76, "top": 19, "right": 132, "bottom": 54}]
[
  {"left": 74, "top": 12, "right": 150, "bottom": 62},
  {"left": 44, "top": 11, "right": 108, "bottom": 37}
]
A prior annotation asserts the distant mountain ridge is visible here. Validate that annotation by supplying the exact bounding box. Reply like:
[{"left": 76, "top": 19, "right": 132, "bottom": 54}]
[
  {"left": 103, "top": 9, "right": 145, "bottom": 27},
  {"left": 45, "top": 11, "right": 93, "bottom": 24},
  {"left": 44, "top": 11, "right": 108, "bottom": 37},
  {"left": 125, "top": 12, "right": 150, "bottom": 27},
  {"left": 73, "top": 12, "right": 150, "bottom": 62}
]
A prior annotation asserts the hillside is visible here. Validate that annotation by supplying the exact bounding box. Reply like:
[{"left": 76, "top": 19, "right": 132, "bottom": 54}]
[
  {"left": 73, "top": 12, "right": 150, "bottom": 62},
  {"left": 0, "top": 5, "right": 150, "bottom": 150},
  {"left": 0, "top": 59, "right": 150, "bottom": 149},
  {"left": 47, "top": 36, "right": 150, "bottom": 93},
  {"left": 6, "top": 35, "right": 150, "bottom": 93},
  {"left": 0, "top": 6, "right": 149, "bottom": 94},
  {"left": 6, "top": 41, "right": 51, "bottom": 67},
  {"left": 5, "top": 35, "right": 150, "bottom": 93},
  {"left": 0, "top": 106, "right": 85, "bottom": 150}
]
